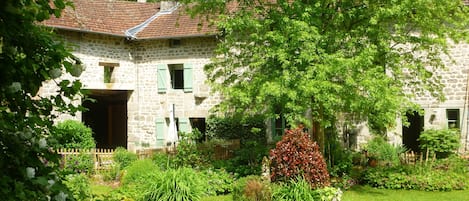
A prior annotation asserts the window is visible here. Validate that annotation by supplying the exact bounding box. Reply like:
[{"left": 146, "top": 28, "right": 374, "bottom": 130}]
[
  {"left": 99, "top": 62, "right": 119, "bottom": 83},
  {"left": 169, "top": 64, "right": 184, "bottom": 89},
  {"left": 446, "top": 109, "right": 460, "bottom": 129},
  {"left": 270, "top": 114, "right": 287, "bottom": 137},
  {"left": 157, "top": 63, "right": 193, "bottom": 93},
  {"left": 190, "top": 118, "right": 206, "bottom": 142}
]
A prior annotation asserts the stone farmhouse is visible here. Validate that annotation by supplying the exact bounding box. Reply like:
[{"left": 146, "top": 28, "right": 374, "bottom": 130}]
[
  {"left": 43, "top": 0, "right": 469, "bottom": 153},
  {"left": 43, "top": 0, "right": 220, "bottom": 151}
]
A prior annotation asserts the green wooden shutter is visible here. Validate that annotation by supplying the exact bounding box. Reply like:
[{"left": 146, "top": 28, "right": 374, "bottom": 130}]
[
  {"left": 178, "top": 117, "right": 191, "bottom": 134},
  {"left": 155, "top": 118, "right": 166, "bottom": 147},
  {"left": 270, "top": 117, "right": 277, "bottom": 137},
  {"left": 157, "top": 64, "right": 167, "bottom": 93},
  {"left": 183, "top": 63, "right": 193, "bottom": 92}
]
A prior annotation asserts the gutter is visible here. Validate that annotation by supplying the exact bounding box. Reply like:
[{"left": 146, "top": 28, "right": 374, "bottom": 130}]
[{"left": 125, "top": 3, "right": 180, "bottom": 40}]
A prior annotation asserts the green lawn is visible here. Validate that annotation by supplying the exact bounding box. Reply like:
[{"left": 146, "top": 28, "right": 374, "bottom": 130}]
[
  {"left": 343, "top": 185, "right": 469, "bottom": 201},
  {"left": 199, "top": 186, "right": 469, "bottom": 201}
]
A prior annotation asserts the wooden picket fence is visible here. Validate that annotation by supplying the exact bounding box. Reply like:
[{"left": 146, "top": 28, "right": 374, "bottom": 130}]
[
  {"left": 58, "top": 148, "right": 115, "bottom": 173},
  {"left": 400, "top": 149, "right": 436, "bottom": 165},
  {"left": 57, "top": 141, "right": 241, "bottom": 173}
]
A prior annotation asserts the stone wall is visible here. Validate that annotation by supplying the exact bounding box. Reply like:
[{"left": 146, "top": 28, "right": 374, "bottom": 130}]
[
  {"left": 385, "top": 42, "right": 469, "bottom": 152},
  {"left": 41, "top": 30, "right": 221, "bottom": 151},
  {"left": 345, "top": 42, "right": 469, "bottom": 152}
]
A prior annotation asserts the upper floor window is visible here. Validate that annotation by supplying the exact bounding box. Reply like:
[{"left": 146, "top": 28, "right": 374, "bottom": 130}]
[
  {"left": 446, "top": 109, "right": 460, "bottom": 129},
  {"left": 157, "top": 63, "right": 193, "bottom": 93},
  {"left": 169, "top": 64, "right": 184, "bottom": 89}
]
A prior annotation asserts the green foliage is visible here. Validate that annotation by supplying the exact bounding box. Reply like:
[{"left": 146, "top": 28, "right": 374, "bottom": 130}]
[
  {"left": 364, "top": 135, "right": 406, "bottom": 166},
  {"left": 312, "top": 187, "right": 343, "bottom": 201},
  {"left": 63, "top": 153, "right": 94, "bottom": 174},
  {"left": 232, "top": 175, "right": 271, "bottom": 201},
  {"left": 141, "top": 168, "right": 206, "bottom": 201},
  {"left": 272, "top": 177, "right": 342, "bottom": 201},
  {"left": 200, "top": 168, "right": 235, "bottom": 196},
  {"left": 215, "top": 140, "right": 270, "bottom": 177},
  {"left": 113, "top": 147, "right": 138, "bottom": 169},
  {"left": 272, "top": 177, "right": 314, "bottom": 201},
  {"left": 151, "top": 152, "right": 176, "bottom": 170},
  {"left": 101, "top": 163, "right": 121, "bottom": 182},
  {"left": 0, "top": 0, "right": 86, "bottom": 199},
  {"left": 418, "top": 129, "right": 460, "bottom": 158},
  {"left": 182, "top": 0, "right": 469, "bottom": 136},
  {"left": 121, "top": 159, "right": 159, "bottom": 186},
  {"left": 206, "top": 115, "right": 266, "bottom": 144},
  {"left": 174, "top": 131, "right": 213, "bottom": 168},
  {"left": 63, "top": 173, "right": 92, "bottom": 201},
  {"left": 52, "top": 120, "right": 95, "bottom": 149},
  {"left": 363, "top": 157, "right": 469, "bottom": 191},
  {"left": 270, "top": 129, "right": 330, "bottom": 188},
  {"left": 324, "top": 133, "right": 354, "bottom": 178}
]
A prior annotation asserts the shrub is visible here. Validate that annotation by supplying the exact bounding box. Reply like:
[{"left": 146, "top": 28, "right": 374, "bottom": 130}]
[
  {"left": 201, "top": 168, "right": 235, "bottom": 195},
  {"left": 324, "top": 134, "right": 354, "bottom": 177},
  {"left": 232, "top": 175, "right": 271, "bottom": 201},
  {"left": 101, "top": 163, "right": 121, "bottom": 181},
  {"left": 219, "top": 140, "right": 270, "bottom": 177},
  {"left": 52, "top": 120, "right": 95, "bottom": 149},
  {"left": 364, "top": 135, "right": 405, "bottom": 166},
  {"left": 419, "top": 129, "right": 460, "bottom": 158},
  {"left": 270, "top": 128, "right": 330, "bottom": 188},
  {"left": 141, "top": 168, "right": 206, "bottom": 201},
  {"left": 63, "top": 152, "right": 94, "bottom": 174},
  {"left": 174, "top": 131, "right": 212, "bottom": 168},
  {"left": 206, "top": 115, "right": 266, "bottom": 144},
  {"left": 312, "top": 187, "right": 343, "bottom": 201},
  {"left": 113, "top": 147, "right": 138, "bottom": 169},
  {"left": 63, "top": 173, "right": 92, "bottom": 201},
  {"left": 362, "top": 158, "right": 469, "bottom": 191},
  {"left": 152, "top": 152, "right": 175, "bottom": 170},
  {"left": 121, "top": 159, "right": 159, "bottom": 186}
]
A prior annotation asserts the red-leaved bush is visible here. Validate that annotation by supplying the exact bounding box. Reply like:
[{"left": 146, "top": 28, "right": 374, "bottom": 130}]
[{"left": 270, "top": 128, "right": 330, "bottom": 189}]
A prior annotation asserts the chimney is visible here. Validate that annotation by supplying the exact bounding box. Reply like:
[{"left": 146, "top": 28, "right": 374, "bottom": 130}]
[{"left": 160, "top": 1, "right": 178, "bottom": 11}]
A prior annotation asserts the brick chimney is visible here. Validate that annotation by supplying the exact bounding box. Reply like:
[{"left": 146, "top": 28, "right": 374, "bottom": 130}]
[{"left": 160, "top": 1, "right": 178, "bottom": 11}]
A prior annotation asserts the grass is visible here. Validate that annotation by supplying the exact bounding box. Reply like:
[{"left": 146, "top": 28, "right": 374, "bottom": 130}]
[
  {"left": 199, "top": 186, "right": 469, "bottom": 201},
  {"left": 343, "top": 185, "right": 469, "bottom": 201},
  {"left": 200, "top": 194, "right": 232, "bottom": 201}
]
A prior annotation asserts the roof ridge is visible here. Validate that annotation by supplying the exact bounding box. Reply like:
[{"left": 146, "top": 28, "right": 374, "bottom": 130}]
[{"left": 125, "top": 2, "right": 180, "bottom": 39}]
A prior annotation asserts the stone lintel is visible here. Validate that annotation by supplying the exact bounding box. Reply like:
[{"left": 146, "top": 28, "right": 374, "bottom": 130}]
[{"left": 98, "top": 62, "right": 120, "bottom": 67}]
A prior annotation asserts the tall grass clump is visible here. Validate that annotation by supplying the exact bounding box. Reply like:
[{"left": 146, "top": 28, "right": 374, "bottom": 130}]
[{"left": 141, "top": 167, "right": 206, "bottom": 201}]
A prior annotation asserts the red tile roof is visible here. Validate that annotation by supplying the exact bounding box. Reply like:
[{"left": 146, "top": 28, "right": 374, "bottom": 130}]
[{"left": 43, "top": 0, "right": 217, "bottom": 39}]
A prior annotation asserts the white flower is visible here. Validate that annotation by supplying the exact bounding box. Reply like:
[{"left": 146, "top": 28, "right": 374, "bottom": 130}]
[
  {"left": 26, "top": 167, "right": 35, "bottom": 179},
  {"left": 8, "top": 82, "right": 21, "bottom": 93},
  {"left": 38, "top": 138, "right": 48, "bottom": 149},
  {"left": 47, "top": 179, "right": 55, "bottom": 189},
  {"left": 53, "top": 191, "right": 68, "bottom": 201}
]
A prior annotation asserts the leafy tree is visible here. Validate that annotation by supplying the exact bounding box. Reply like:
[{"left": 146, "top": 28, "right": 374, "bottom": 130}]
[
  {"left": 181, "top": 0, "right": 469, "bottom": 149},
  {"left": 0, "top": 0, "right": 86, "bottom": 200}
]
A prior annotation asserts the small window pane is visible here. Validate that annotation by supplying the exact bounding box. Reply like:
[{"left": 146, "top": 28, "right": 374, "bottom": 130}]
[{"left": 169, "top": 64, "right": 184, "bottom": 89}]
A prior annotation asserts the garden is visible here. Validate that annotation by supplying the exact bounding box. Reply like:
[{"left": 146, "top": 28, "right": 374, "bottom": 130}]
[{"left": 56, "top": 117, "right": 469, "bottom": 201}]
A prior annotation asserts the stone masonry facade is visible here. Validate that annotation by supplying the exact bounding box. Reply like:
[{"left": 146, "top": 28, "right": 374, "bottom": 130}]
[
  {"left": 353, "top": 42, "right": 469, "bottom": 153},
  {"left": 41, "top": 30, "right": 221, "bottom": 151}
]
